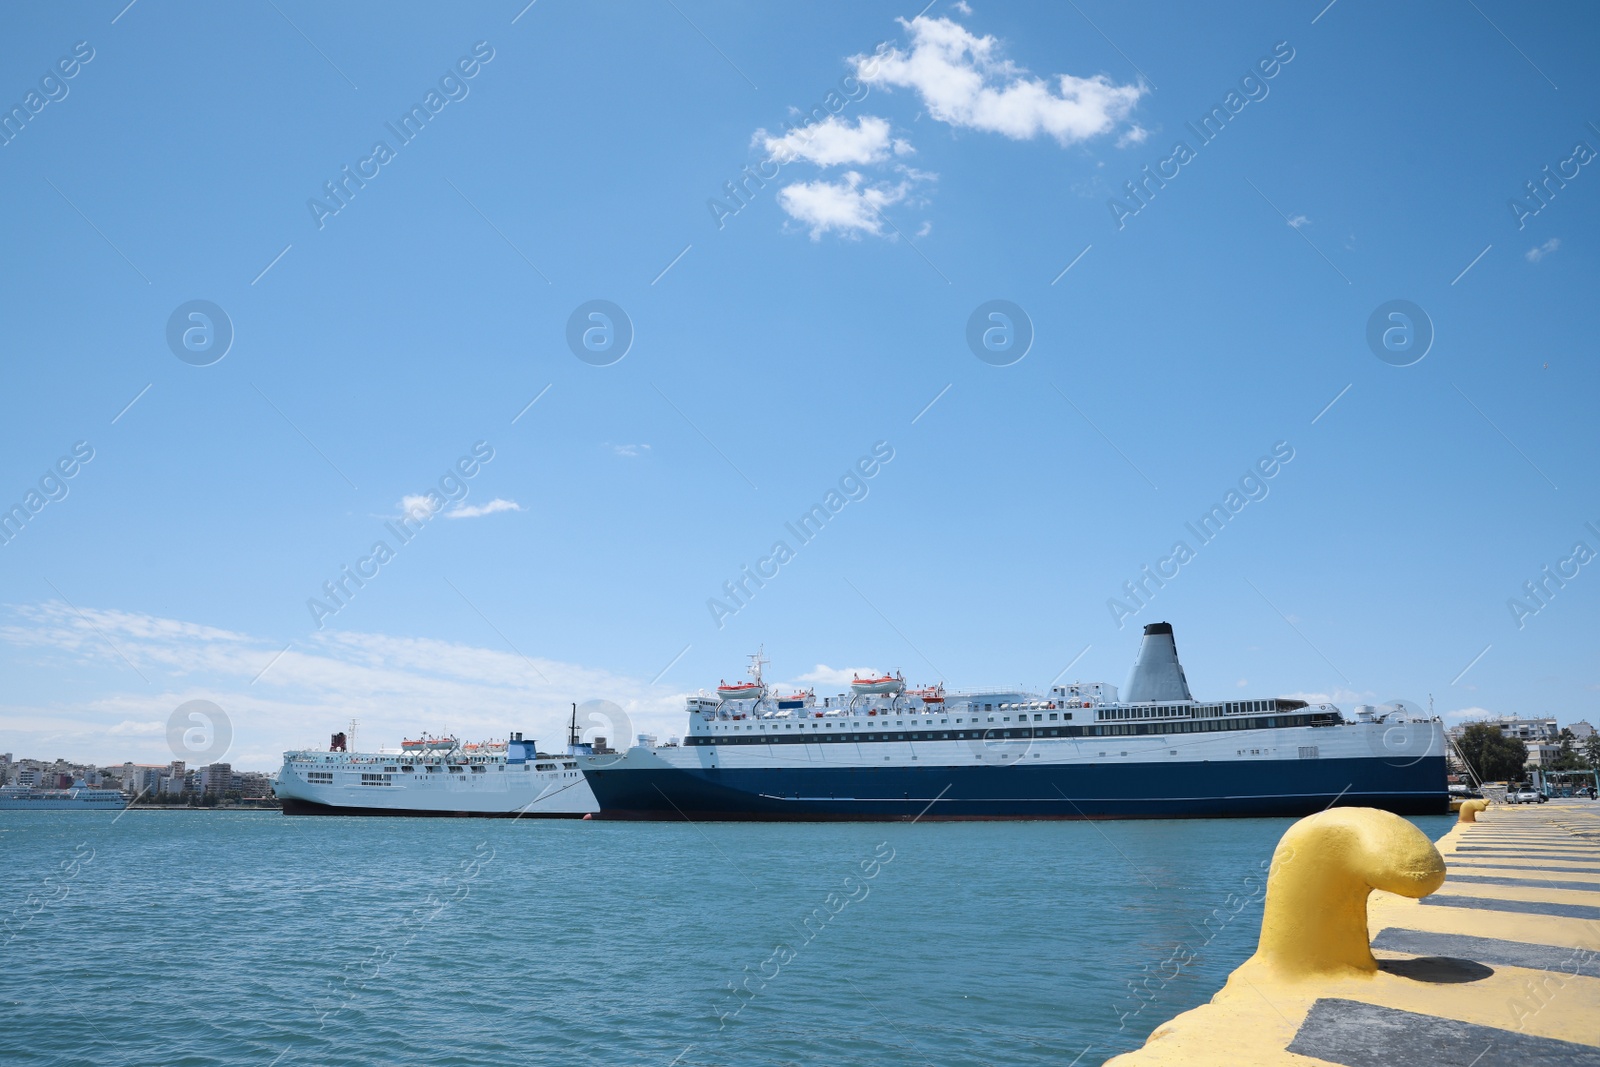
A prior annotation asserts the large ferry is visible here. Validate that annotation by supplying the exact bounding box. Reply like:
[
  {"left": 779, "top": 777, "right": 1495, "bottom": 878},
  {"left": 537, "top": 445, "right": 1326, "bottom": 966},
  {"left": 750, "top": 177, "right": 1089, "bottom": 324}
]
[
  {"left": 0, "top": 783, "right": 129, "bottom": 811},
  {"left": 275, "top": 723, "right": 597, "bottom": 817},
  {"left": 580, "top": 624, "right": 1450, "bottom": 821}
]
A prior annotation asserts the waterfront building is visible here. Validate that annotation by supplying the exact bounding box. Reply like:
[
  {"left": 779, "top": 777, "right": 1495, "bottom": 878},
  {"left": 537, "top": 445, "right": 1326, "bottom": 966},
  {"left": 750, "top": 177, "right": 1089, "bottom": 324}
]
[
  {"left": 237, "top": 772, "right": 272, "bottom": 799},
  {"left": 201, "top": 764, "right": 232, "bottom": 797}
]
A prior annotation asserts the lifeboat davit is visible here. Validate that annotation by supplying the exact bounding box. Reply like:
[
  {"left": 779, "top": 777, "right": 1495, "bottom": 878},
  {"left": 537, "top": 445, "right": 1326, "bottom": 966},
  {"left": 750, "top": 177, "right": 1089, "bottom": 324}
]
[
  {"left": 851, "top": 673, "right": 905, "bottom": 696},
  {"left": 716, "top": 681, "right": 765, "bottom": 702}
]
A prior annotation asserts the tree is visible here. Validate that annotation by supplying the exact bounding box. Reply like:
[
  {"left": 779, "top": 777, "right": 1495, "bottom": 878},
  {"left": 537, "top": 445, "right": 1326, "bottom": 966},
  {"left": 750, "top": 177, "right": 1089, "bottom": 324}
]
[
  {"left": 1455, "top": 723, "right": 1529, "bottom": 783},
  {"left": 1584, "top": 734, "right": 1600, "bottom": 772},
  {"left": 1551, "top": 729, "right": 1588, "bottom": 772}
]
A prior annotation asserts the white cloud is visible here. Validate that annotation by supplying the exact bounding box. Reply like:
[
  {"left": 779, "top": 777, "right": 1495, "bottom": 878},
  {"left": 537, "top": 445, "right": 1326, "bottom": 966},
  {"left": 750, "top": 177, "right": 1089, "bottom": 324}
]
[
  {"left": 1116, "top": 124, "right": 1149, "bottom": 148},
  {"left": 0, "top": 601, "right": 687, "bottom": 769},
  {"left": 1287, "top": 214, "right": 1310, "bottom": 229},
  {"left": 759, "top": 115, "right": 896, "bottom": 167},
  {"left": 1235, "top": 678, "right": 1248, "bottom": 688},
  {"left": 107, "top": 719, "right": 164, "bottom": 736},
  {"left": 954, "top": 1, "right": 973, "bottom": 14},
  {"left": 609, "top": 443, "right": 652, "bottom": 458},
  {"left": 777, "top": 172, "right": 910, "bottom": 239},
  {"left": 855, "top": 16, "right": 1143, "bottom": 145},
  {"left": 915, "top": 220, "right": 932, "bottom": 237},
  {"left": 793, "top": 664, "right": 883, "bottom": 689},
  {"left": 445, "top": 498, "right": 523, "bottom": 520},
  {"left": 399, "top": 494, "right": 439, "bottom": 521},
  {"left": 1444, "top": 706, "right": 1495, "bottom": 722},
  {"left": 1525, "top": 237, "right": 1560, "bottom": 262}
]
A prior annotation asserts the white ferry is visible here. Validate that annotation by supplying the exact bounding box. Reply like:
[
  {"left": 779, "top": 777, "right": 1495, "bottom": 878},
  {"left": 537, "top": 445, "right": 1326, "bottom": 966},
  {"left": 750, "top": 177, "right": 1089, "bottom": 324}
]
[
  {"left": 274, "top": 722, "right": 597, "bottom": 818},
  {"left": 580, "top": 624, "right": 1449, "bottom": 821},
  {"left": 0, "top": 783, "right": 129, "bottom": 811}
]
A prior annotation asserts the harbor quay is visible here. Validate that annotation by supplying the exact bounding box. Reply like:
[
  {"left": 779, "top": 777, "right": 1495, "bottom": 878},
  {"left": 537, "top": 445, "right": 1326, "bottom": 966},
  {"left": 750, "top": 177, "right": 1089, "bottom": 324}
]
[{"left": 1106, "top": 799, "right": 1600, "bottom": 1066}]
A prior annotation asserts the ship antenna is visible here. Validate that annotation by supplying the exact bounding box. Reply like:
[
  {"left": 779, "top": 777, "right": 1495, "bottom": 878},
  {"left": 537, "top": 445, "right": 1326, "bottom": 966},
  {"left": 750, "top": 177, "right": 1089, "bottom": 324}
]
[
  {"left": 569, "top": 702, "right": 579, "bottom": 748},
  {"left": 349, "top": 718, "right": 358, "bottom": 751},
  {"left": 748, "top": 645, "right": 768, "bottom": 688}
]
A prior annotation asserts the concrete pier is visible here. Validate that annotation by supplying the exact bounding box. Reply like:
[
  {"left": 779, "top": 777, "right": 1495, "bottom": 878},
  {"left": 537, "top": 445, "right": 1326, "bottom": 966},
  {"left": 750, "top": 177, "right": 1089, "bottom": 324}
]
[{"left": 1106, "top": 800, "right": 1600, "bottom": 1066}]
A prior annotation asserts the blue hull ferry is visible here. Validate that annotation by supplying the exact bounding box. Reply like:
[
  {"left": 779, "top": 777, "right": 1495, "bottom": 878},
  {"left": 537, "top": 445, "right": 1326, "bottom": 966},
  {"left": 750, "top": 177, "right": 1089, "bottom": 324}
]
[{"left": 580, "top": 624, "right": 1449, "bottom": 821}]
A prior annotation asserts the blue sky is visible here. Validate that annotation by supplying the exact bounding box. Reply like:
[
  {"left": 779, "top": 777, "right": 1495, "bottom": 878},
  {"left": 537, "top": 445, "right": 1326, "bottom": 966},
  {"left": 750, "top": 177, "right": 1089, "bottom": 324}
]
[{"left": 1, "top": 0, "right": 1596, "bottom": 769}]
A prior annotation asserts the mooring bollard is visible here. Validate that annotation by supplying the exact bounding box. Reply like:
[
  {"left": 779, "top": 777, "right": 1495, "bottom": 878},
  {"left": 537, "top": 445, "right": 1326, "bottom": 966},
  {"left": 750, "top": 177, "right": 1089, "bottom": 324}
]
[
  {"left": 1457, "top": 797, "right": 1489, "bottom": 823},
  {"left": 1245, "top": 808, "right": 1446, "bottom": 981}
]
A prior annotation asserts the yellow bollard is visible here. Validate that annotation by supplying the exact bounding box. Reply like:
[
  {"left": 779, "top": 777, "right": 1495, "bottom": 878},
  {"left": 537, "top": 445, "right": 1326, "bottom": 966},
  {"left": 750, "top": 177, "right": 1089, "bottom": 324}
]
[
  {"left": 1244, "top": 808, "right": 1445, "bottom": 981},
  {"left": 1458, "top": 798, "right": 1489, "bottom": 823}
]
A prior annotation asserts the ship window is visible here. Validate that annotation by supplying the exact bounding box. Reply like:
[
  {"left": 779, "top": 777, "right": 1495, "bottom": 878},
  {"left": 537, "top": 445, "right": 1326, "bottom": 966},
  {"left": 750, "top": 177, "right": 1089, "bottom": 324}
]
[
  {"left": 1064, "top": 713, "right": 1072, "bottom": 720},
  {"left": 1049, "top": 713, "right": 1058, "bottom": 721},
  {"left": 985, "top": 704, "right": 992, "bottom": 711}
]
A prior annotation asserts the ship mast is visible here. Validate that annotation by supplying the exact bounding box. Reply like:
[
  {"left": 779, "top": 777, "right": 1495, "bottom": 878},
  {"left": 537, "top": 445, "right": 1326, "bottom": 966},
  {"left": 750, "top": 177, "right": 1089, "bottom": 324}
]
[
  {"left": 568, "top": 702, "right": 579, "bottom": 749},
  {"left": 748, "top": 645, "right": 768, "bottom": 688},
  {"left": 349, "top": 718, "right": 358, "bottom": 751}
]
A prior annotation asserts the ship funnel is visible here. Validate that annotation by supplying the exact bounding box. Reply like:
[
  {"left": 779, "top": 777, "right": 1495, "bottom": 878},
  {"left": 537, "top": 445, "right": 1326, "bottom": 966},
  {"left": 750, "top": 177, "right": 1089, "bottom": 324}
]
[{"left": 1123, "top": 622, "right": 1193, "bottom": 703}]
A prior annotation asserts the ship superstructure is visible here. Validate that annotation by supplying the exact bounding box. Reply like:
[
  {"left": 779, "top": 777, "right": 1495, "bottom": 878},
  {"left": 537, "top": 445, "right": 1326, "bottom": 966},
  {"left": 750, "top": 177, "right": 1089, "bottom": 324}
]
[
  {"left": 275, "top": 724, "right": 597, "bottom": 817},
  {"left": 579, "top": 623, "right": 1448, "bottom": 821}
]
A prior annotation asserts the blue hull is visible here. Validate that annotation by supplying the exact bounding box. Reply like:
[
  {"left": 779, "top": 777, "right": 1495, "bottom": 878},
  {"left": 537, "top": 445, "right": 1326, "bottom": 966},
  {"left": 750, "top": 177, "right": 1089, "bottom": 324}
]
[{"left": 584, "top": 756, "right": 1450, "bottom": 821}]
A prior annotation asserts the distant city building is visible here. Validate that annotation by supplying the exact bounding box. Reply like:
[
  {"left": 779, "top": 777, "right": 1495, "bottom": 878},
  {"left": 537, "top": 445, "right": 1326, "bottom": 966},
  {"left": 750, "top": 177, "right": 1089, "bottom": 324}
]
[
  {"left": 238, "top": 772, "right": 272, "bottom": 799},
  {"left": 1570, "top": 720, "right": 1596, "bottom": 741},
  {"left": 201, "top": 763, "right": 233, "bottom": 797},
  {"left": 121, "top": 764, "right": 168, "bottom": 797},
  {"left": 1446, "top": 716, "right": 1559, "bottom": 745}
]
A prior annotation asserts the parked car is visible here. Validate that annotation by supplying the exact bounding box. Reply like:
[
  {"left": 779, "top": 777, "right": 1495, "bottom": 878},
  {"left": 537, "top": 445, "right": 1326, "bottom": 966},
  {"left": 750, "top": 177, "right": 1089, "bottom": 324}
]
[{"left": 1513, "top": 788, "right": 1547, "bottom": 804}]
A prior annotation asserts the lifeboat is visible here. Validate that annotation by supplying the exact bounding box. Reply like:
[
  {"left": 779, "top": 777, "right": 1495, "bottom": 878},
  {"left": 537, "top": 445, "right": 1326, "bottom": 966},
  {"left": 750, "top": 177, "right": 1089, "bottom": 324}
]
[
  {"left": 774, "top": 689, "right": 814, "bottom": 710},
  {"left": 910, "top": 683, "right": 945, "bottom": 703},
  {"left": 716, "top": 681, "right": 765, "bottom": 701},
  {"left": 401, "top": 739, "right": 427, "bottom": 751},
  {"left": 851, "top": 672, "right": 905, "bottom": 696}
]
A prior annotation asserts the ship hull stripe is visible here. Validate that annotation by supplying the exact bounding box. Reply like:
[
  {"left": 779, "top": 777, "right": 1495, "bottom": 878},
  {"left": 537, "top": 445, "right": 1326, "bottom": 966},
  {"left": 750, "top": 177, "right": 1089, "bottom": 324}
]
[
  {"left": 583, "top": 756, "right": 1449, "bottom": 821},
  {"left": 278, "top": 797, "right": 587, "bottom": 818}
]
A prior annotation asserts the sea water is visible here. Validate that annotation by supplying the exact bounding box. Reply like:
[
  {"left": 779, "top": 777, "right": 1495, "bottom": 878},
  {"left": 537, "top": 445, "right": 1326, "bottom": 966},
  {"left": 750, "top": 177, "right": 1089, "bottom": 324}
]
[{"left": 1, "top": 810, "right": 1455, "bottom": 1066}]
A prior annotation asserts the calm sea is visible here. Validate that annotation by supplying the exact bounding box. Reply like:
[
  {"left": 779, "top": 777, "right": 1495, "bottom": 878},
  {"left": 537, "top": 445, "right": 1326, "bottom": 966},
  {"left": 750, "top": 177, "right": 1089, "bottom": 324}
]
[{"left": 2, "top": 810, "right": 1455, "bottom": 1066}]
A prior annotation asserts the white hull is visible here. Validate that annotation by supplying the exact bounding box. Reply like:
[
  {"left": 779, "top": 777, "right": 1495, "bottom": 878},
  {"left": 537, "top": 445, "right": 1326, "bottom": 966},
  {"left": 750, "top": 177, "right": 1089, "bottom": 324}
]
[{"left": 275, "top": 753, "right": 597, "bottom": 816}]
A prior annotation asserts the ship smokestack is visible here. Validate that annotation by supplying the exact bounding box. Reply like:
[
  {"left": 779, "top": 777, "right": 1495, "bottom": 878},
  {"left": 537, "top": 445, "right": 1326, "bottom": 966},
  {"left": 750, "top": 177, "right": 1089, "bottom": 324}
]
[{"left": 1124, "top": 622, "right": 1193, "bottom": 703}]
